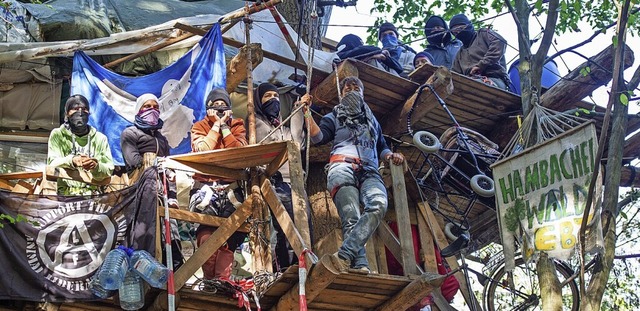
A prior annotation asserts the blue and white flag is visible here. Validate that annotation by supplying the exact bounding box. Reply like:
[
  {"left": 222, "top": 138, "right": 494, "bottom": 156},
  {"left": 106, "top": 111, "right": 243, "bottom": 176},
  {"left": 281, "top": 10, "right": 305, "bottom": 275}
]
[{"left": 71, "top": 24, "right": 226, "bottom": 165}]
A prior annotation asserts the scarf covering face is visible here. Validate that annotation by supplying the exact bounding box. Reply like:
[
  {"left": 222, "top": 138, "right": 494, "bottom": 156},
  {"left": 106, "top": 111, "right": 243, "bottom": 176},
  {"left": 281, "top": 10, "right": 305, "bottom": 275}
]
[
  {"left": 450, "top": 14, "right": 476, "bottom": 47},
  {"left": 68, "top": 110, "right": 90, "bottom": 136},
  {"left": 254, "top": 83, "right": 281, "bottom": 127},
  {"left": 334, "top": 91, "right": 369, "bottom": 128},
  {"left": 381, "top": 35, "right": 402, "bottom": 60},
  {"left": 135, "top": 108, "right": 163, "bottom": 130},
  {"left": 135, "top": 93, "right": 159, "bottom": 112}
]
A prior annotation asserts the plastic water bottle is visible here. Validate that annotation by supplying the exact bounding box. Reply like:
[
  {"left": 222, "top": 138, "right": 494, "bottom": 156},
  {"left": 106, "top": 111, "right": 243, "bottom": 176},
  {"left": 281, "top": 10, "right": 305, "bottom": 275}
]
[
  {"left": 97, "top": 246, "right": 132, "bottom": 290},
  {"left": 89, "top": 269, "right": 116, "bottom": 299},
  {"left": 119, "top": 270, "right": 144, "bottom": 310},
  {"left": 130, "top": 249, "right": 169, "bottom": 289}
]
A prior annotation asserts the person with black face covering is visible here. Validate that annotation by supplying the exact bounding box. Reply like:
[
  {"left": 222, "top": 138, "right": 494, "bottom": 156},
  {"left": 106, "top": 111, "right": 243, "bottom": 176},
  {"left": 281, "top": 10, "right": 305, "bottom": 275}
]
[
  {"left": 378, "top": 22, "right": 416, "bottom": 76},
  {"left": 449, "top": 14, "right": 511, "bottom": 90},
  {"left": 423, "top": 15, "right": 463, "bottom": 69},
  {"left": 303, "top": 76, "right": 405, "bottom": 273},
  {"left": 47, "top": 94, "right": 114, "bottom": 195},
  {"left": 251, "top": 82, "right": 312, "bottom": 272}
]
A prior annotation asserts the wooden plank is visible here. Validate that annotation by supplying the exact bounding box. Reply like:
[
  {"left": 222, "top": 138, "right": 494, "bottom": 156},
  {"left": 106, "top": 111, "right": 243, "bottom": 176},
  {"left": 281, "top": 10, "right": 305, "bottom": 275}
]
[
  {"left": 286, "top": 141, "right": 312, "bottom": 249},
  {"left": 271, "top": 255, "right": 341, "bottom": 311},
  {"left": 45, "top": 166, "right": 111, "bottom": 186},
  {"left": 158, "top": 207, "right": 251, "bottom": 233},
  {"left": 173, "top": 198, "right": 253, "bottom": 291},
  {"left": 226, "top": 43, "right": 264, "bottom": 93},
  {"left": 163, "top": 159, "right": 248, "bottom": 181},
  {"left": 376, "top": 222, "right": 423, "bottom": 275},
  {"left": 0, "top": 171, "right": 42, "bottom": 180},
  {"left": 264, "top": 145, "right": 289, "bottom": 177},
  {"left": 168, "top": 142, "right": 287, "bottom": 169},
  {"left": 417, "top": 202, "right": 482, "bottom": 310},
  {"left": 261, "top": 178, "right": 308, "bottom": 259},
  {"left": 373, "top": 233, "right": 388, "bottom": 275},
  {"left": 417, "top": 210, "right": 438, "bottom": 273},
  {"left": 375, "top": 273, "right": 445, "bottom": 311},
  {"left": 389, "top": 162, "right": 418, "bottom": 275},
  {"left": 312, "top": 288, "right": 389, "bottom": 308},
  {"left": 365, "top": 235, "right": 379, "bottom": 274},
  {"left": 0, "top": 178, "right": 15, "bottom": 190}
]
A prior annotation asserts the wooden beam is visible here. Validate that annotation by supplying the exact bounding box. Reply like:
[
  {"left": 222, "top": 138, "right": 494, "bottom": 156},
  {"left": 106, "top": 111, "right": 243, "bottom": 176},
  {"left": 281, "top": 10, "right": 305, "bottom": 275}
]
[
  {"left": 286, "top": 141, "right": 312, "bottom": 248},
  {"left": 310, "top": 60, "right": 359, "bottom": 108},
  {"left": 173, "top": 198, "right": 253, "bottom": 291},
  {"left": 376, "top": 222, "right": 423, "bottom": 274},
  {"left": 264, "top": 147, "right": 289, "bottom": 177},
  {"left": 417, "top": 202, "right": 482, "bottom": 310},
  {"left": 389, "top": 162, "right": 418, "bottom": 275},
  {"left": 226, "top": 43, "right": 264, "bottom": 93},
  {"left": 157, "top": 207, "right": 251, "bottom": 233},
  {"left": 218, "top": 0, "right": 283, "bottom": 24},
  {"left": 249, "top": 185, "right": 272, "bottom": 274},
  {"left": 375, "top": 272, "right": 445, "bottom": 311},
  {"left": 0, "top": 171, "right": 42, "bottom": 180},
  {"left": 45, "top": 166, "right": 111, "bottom": 186},
  {"left": 221, "top": 36, "right": 313, "bottom": 75},
  {"left": 540, "top": 44, "right": 635, "bottom": 111},
  {"left": 162, "top": 159, "right": 248, "bottom": 181},
  {"left": 417, "top": 210, "right": 437, "bottom": 273},
  {"left": 381, "top": 67, "right": 453, "bottom": 137},
  {"left": 270, "top": 255, "right": 340, "bottom": 311},
  {"left": 261, "top": 178, "right": 309, "bottom": 258}
]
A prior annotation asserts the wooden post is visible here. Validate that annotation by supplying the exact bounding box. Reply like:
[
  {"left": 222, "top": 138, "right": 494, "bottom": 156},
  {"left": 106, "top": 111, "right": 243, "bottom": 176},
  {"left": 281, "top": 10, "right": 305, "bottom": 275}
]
[
  {"left": 270, "top": 255, "right": 340, "bottom": 311},
  {"left": 286, "top": 141, "right": 312, "bottom": 248},
  {"left": 226, "top": 43, "right": 264, "bottom": 93},
  {"left": 417, "top": 202, "right": 481, "bottom": 309},
  {"left": 374, "top": 273, "right": 445, "bottom": 311},
  {"left": 173, "top": 198, "right": 253, "bottom": 291},
  {"left": 261, "top": 178, "right": 313, "bottom": 264},
  {"left": 417, "top": 211, "right": 437, "bottom": 273},
  {"left": 250, "top": 184, "right": 272, "bottom": 275},
  {"left": 245, "top": 18, "right": 257, "bottom": 145},
  {"left": 389, "top": 162, "right": 418, "bottom": 275}
]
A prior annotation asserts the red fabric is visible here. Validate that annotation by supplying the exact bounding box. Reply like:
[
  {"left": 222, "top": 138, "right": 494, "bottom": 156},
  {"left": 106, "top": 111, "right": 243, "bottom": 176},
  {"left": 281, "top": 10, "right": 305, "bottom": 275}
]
[
  {"left": 196, "top": 227, "right": 234, "bottom": 279},
  {"left": 385, "top": 222, "right": 460, "bottom": 304}
]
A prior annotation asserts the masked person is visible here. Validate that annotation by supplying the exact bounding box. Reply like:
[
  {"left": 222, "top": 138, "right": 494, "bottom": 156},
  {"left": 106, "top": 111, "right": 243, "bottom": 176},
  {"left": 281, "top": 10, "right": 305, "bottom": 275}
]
[
  {"left": 190, "top": 88, "right": 247, "bottom": 285},
  {"left": 422, "top": 15, "right": 463, "bottom": 69},
  {"left": 336, "top": 34, "right": 404, "bottom": 76},
  {"left": 304, "top": 77, "right": 405, "bottom": 273},
  {"left": 450, "top": 14, "right": 511, "bottom": 90},
  {"left": 47, "top": 94, "right": 114, "bottom": 196},
  {"left": 378, "top": 22, "right": 416, "bottom": 76},
  {"left": 252, "top": 82, "right": 313, "bottom": 272},
  {"left": 120, "top": 93, "right": 183, "bottom": 270}
]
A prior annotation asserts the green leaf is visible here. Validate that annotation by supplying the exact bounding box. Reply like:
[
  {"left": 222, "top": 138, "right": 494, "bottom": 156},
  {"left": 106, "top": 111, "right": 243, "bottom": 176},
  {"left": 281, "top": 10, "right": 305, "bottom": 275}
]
[
  {"left": 620, "top": 211, "right": 628, "bottom": 220},
  {"left": 620, "top": 92, "right": 629, "bottom": 106},
  {"left": 612, "top": 36, "right": 618, "bottom": 47}
]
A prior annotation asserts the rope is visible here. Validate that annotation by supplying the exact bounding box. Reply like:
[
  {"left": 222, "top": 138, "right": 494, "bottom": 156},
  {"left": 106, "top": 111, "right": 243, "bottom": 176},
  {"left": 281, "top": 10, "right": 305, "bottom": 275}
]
[{"left": 303, "top": 0, "right": 318, "bottom": 186}]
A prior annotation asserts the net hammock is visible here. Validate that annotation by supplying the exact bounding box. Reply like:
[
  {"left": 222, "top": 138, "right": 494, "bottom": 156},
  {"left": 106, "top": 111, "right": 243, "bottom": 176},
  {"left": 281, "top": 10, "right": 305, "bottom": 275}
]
[{"left": 498, "top": 100, "right": 591, "bottom": 159}]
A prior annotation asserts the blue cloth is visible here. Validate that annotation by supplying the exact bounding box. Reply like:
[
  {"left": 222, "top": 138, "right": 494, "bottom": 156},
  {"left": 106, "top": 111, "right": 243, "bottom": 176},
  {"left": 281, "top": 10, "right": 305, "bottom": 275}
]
[
  {"left": 327, "top": 163, "right": 387, "bottom": 268},
  {"left": 71, "top": 24, "right": 226, "bottom": 165}
]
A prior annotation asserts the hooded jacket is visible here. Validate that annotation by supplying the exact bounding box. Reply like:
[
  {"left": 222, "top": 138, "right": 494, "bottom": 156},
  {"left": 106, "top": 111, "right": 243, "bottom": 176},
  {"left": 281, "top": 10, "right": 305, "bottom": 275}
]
[
  {"left": 424, "top": 16, "right": 463, "bottom": 69},
  {"left": 120, "top": 125, "right": 169, "bottom": 173},
  {"left": 452, "top": 28, "right": 509, "bottom": 81},
  {"left": 47, "top": 125, "right": 114, "bottom": 195}
]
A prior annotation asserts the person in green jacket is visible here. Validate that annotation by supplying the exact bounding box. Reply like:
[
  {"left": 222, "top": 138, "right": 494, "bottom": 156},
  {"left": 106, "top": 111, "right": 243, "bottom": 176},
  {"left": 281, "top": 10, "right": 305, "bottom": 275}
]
[{"left": 47, "top": 94, "right": 114, "bottom": 195}]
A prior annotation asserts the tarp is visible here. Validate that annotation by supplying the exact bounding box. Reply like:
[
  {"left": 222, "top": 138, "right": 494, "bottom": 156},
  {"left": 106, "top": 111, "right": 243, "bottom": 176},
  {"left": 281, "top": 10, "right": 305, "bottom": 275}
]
[
  {"left": 0, "top": 167, "right": 157, "bottom": 302},
  {"left": 71, "top": 24, "right": 226, "bottom": 166}
]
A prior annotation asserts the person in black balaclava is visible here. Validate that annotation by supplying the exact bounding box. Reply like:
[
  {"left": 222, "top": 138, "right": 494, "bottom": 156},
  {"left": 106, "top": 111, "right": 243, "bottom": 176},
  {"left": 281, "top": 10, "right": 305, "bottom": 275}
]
[
  {"left": 449, "top": 14, "right": 511, "bottom": 90},
  {"left": 251, "top": 82, "right": 313, "bottom": 272},
  {"left": 335, "top": 33, "right": 404, "bottom": 75},
  {"left": 377, "top": 22, "right": 416, "bottom": 76},
  {"left": 422, "top": 15, "right": 463, "bottom": 69},
  {"left": 47, "top": 94, "right": 114, "bottom": 195}
]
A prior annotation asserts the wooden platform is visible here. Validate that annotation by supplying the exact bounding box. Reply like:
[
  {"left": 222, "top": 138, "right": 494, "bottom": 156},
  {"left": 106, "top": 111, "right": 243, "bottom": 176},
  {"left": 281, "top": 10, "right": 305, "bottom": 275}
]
[{"left": 260, "top": 256, "right": 444, "bottom": 311}]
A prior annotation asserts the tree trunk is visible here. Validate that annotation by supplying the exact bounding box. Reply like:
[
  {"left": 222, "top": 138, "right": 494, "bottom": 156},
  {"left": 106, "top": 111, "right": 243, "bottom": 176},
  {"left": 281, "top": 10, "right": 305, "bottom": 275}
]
[
  {"left": 537, "top": 253, "right": 563, "bottom": 311},
  {"left": 582, "top": 1, "right": 632, "bottom": 309},
  {"left": 278, "top": 1, "right": 331, "bottom": 49}
]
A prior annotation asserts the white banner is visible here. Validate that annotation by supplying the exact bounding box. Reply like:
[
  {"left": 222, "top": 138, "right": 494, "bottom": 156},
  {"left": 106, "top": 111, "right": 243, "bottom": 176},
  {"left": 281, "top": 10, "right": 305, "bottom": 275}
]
[{"left": 492, "top": 122, "right": 604, "bottom": 271}]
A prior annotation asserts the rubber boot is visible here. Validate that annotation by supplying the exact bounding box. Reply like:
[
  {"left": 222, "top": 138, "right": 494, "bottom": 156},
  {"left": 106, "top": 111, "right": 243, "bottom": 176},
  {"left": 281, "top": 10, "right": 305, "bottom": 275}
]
[{"left": 214, "top": 247, "right": 234, "bottom": 280}]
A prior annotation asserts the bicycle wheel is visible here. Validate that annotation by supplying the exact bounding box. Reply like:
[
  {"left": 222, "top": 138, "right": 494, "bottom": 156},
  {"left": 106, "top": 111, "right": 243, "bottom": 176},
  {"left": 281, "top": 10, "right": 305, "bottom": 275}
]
[{"left": 484, "top": 257, "right": 579, "bottom": 311}]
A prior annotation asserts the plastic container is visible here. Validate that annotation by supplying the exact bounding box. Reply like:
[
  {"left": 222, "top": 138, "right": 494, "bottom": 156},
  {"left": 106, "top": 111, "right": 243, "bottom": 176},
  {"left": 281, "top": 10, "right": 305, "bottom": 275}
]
[
  {"left": 88, "top": 270, "right": 117, "bottom": 299},
  {"left": 119, "top": 270, "right": 145, "bottom": 310},
  {"left": 130, "top": 249, "right": 169, "bottom": 289},
  {"left": 508, "top": 59, "right": 561, "bottom": 95},
  {"left": 97, "top": 246, "right": 132, "bottom": 290}
]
